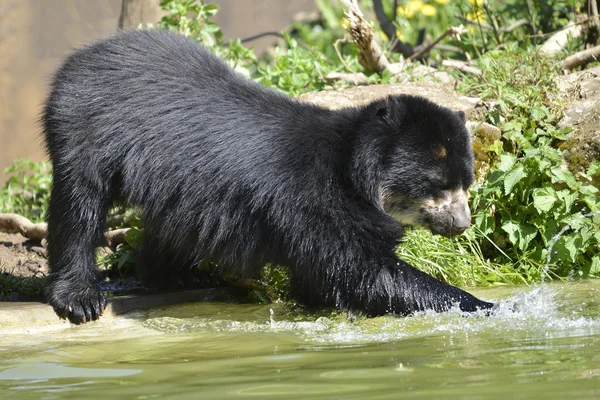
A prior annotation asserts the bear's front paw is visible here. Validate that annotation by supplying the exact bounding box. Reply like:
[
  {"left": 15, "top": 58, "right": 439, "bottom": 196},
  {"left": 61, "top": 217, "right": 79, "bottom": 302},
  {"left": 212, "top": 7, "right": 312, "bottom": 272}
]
[
  {"left": 457, "top": 294, "right": 495, "bottom": 314},
  {"left": 46, "top": 281, "right": 107, "bottom": 324}
]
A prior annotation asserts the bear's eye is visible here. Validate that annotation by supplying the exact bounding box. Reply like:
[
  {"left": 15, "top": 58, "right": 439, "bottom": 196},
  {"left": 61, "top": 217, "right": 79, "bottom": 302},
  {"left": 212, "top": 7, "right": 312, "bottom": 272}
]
[{"left": 426, "top": 177, "right": 448, "bottom": 190}]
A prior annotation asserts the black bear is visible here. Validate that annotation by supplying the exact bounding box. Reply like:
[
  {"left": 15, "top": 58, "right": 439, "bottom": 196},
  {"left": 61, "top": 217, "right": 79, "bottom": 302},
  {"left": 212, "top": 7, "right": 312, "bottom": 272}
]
[{"left": 42, "top": 30, "right": 493, "bottom": 324}]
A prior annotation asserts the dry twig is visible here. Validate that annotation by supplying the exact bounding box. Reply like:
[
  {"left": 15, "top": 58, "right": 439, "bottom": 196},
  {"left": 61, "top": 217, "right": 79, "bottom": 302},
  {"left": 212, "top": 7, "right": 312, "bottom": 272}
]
[
  {"left": 339, "top": 0, "right": 389, "bottom": 73},
  {"left": 441, "top": 59, "right": 483, "bottom": 76},
  {"left": 0, "top": 213, "right": 129, "bottom": 247},
  {"left": 0, "top": 213, "right": 46, "bottom": 241},
  {"left": 333, "top": 35, "right": 356, "bottom": 72},
  {"left": 562, "top": 44, "right": 600, "bottom": 70},
  {"left": 500, "top": 19, "right": 532, "bottom": 33},
  {"left": 407, "top": 26, "right": 465, "bottom": 61},
  {"left": 324, "top": 71, "right": 369, "bottom": 85}
]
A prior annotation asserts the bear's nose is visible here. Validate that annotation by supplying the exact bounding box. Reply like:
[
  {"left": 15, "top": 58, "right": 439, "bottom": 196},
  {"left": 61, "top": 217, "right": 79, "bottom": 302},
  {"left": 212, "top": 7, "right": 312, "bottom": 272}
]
[{"left": 451, "top": 215, "right": 470, "bottom": 235}]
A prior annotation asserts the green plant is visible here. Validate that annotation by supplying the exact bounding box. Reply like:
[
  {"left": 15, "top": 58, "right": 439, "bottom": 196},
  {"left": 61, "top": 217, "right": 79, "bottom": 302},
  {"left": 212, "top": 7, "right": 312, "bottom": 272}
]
[
  {"left": 257, "top": 34, "right": 333, "bottom": 96},
  {"left": 0, "top": 159, "right": 52, "bottom": 222},
  {"left": 159, "top": 0, "right": 257, "bottom": 76},
  {"left": 159, "top": 0, "right": 222, "bottom": 45},
  {"left": 396, "top": 227, "right": 524, "bottom": 286},
  {"left": 459, "top": 46, "right": 600, "bottom": 279},
  {"left": 99, "top": 227, "right": 144, "bottom": 278},
  {"left": 0, "top": 272, "right": 47, "bottom": 301}
]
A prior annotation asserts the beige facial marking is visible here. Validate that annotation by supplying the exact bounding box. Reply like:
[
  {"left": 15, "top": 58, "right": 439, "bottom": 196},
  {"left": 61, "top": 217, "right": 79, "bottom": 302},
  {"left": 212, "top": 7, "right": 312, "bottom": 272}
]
[
  {"left": 435, "top": 144, "right": 447, "bottom": 159},
  {"left": 423, "top": 188, "right": 469, "bottom": 210}
]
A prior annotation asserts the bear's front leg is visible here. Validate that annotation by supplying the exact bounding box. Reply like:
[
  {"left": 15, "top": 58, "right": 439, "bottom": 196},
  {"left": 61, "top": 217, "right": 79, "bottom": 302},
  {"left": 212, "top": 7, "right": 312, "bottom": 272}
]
[
  {"left": 361, "top": 259, "right": 495, "bottom": 316},
  {"left": 45, "top": 178, "right": 109, "bottom": 324},
  {"left": 316, "top": 253, "right": 495, "bottom": 316}
]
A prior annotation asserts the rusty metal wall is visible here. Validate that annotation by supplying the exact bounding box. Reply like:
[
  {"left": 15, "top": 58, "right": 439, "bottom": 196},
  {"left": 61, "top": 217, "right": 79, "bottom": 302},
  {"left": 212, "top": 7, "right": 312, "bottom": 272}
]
[{"left": 0, "top": 0, "right": 315, "bottom": 183}]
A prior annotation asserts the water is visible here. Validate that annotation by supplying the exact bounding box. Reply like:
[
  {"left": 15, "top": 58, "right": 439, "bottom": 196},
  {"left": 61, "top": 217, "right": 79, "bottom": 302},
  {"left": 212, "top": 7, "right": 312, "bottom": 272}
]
[{"left": 1, "top": 281, "right": 599, "bottom": 399}]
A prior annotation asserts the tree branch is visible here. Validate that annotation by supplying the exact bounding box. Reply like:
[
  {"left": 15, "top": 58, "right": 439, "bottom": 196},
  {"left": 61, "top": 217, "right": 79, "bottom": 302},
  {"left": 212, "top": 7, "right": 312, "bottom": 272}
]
[
  {"left": 0, "top": 213, "right": 129, "bottom": 247},
  {"left": 441, "top": 59, "right": 482, "bottom": 76},
  {"left": 562, "top": 44, "right": 600, "bottom": 70},
  {"left": 340, "top": 0, "right": 389, "bottom": 73},
  {"left": 406, "top": 25, "right": 465, "bottom": 62}
]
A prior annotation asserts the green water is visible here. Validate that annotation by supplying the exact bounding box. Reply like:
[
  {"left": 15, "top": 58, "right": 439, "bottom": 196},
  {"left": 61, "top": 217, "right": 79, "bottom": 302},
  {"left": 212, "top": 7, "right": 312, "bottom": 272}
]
[{"left": 1, "top": 281, "right": 599, "bottom": 399}]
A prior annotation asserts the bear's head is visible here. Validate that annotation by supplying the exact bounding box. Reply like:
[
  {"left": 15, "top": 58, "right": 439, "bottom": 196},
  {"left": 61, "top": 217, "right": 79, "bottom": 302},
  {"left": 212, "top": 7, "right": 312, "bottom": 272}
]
[{"left": 357, "top": 95, "right": 474, "bottom": 237}]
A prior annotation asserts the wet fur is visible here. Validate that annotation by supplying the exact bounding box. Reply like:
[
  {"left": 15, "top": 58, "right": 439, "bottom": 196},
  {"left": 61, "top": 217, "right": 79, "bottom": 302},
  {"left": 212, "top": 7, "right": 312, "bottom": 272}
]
[{"left": 42, "top": 30, "right": 493, "bottom": 324}]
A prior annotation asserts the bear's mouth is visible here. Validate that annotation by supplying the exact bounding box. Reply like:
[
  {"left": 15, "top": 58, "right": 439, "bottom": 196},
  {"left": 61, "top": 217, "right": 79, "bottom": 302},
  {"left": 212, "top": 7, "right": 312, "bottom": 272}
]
[{"left": 381, "top": 189, "right": 471, "bottom": 237}]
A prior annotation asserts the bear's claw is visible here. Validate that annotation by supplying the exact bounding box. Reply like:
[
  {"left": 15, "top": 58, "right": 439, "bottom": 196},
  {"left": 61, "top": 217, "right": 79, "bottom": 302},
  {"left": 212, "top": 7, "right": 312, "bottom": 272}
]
[{"left": 46, "top": 283, "right": 107, "bottom": 324}]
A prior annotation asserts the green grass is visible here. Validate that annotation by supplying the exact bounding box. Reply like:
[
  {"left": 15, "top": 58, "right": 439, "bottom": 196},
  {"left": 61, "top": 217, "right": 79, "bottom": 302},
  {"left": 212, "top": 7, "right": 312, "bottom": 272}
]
[
  {"left": 396, "top": 228, "right": 525, "bottom": 287},
  {"left": 0, "top": 272, "right": 47, "bottom": 301}
]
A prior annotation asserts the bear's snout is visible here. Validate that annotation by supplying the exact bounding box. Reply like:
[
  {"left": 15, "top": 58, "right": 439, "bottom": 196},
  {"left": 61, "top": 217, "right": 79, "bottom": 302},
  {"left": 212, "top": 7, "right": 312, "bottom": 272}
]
[{"left": 422, "top": 189, "right": 471, "bottom": 237}]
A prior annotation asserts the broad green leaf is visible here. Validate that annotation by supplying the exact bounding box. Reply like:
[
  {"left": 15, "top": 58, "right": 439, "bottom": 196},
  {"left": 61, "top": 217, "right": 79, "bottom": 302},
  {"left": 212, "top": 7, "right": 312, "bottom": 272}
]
[
  {"left": 587, "top": 161, "right": 600, "bottom": 176},
  {"left": 519, "top": 224, "right": 538, "bottom": 251},
  {"left": 125, "top": 228, "right": 144, "bottom": 250},
  {"left": 501, "top": 120, "right": 522, "bottom": 134},
  {"left": 488, "top": 140, "right": 504, "bottom": 156},
  {"left": 550, "top": 166, "right": 577, "bottom": 189},
  {"left": 498, "top": 154, "right": 516, "bottom": 172},
  {"left": 558, "top": 190, "right": 578, "bottom": 213},
  {"left": 475, "top": 212, "right": 495, "bottom": 235},
  {"left": 538, "top": 218, "right": 559, "bottom": 245},
  {"left": 501, "top": 221, "right": 519, "bottom": 246},
  {"left": 504, "top": 166, "right": 526, "bottom": 195},
  {"left": 563, "top": 236, "right": 581, "bottom": 263},
  {"left": 580, "top": 185, "right": 599, "bottom": 195},
  {"left": 590, "top": 256, "right": 600, "bottom": 275},
  {"left": 532, "top": 187, "right": 556, "bottom": 213},
  {"left": 501, "top": 221, "right": 537, "bottom": 251}
]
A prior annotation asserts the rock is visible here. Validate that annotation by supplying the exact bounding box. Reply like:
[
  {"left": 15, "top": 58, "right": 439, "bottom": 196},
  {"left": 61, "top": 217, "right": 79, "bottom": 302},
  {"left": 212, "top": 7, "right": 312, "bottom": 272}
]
[
  {"left": 408, "top": 64, "right": 454, "bottom": 84},
  {"left": 298, "top": 82, "right": 480, "bottom": 115},
  {"left": 467, "top": 122, "right": 503, "bottom": 183},
  {"left": 557, "top": 66, "right": 600, "bottom": 183}
]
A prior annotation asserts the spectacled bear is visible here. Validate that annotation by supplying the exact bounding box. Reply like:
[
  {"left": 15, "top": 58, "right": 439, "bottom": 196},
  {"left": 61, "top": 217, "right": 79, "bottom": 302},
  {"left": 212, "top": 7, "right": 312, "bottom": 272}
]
[{"left": 42, "top": 30, "right": 494, "bottom": 324}]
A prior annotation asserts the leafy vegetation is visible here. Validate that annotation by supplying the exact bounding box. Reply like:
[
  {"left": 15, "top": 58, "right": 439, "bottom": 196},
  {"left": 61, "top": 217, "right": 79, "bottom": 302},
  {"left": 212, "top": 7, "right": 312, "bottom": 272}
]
[
  {"left": 1, "top": 0, "right": 599, "bottom": 301},
  {"left": 461, "top": 47, "right": 600, "bottom": 280},
  {"left": 0, "top": 159, "right": 51, "bottom": 223}
]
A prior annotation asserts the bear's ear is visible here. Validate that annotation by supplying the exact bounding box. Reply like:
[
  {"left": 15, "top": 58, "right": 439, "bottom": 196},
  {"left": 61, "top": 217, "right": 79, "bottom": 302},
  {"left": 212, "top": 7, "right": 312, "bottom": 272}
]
[
  {"left": 457, "top": 110, "right": 466, "bottom": 123},
  {"left": 376, "top": 106, "right": 388, "bottom": 118},
  {"left": 375, "top": 96, "right": 393, "bottom": 120}
]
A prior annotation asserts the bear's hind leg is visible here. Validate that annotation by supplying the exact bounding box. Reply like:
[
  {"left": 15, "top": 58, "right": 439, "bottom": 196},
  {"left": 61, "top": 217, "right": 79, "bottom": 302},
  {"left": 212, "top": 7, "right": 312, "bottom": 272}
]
[
  {"left": 136, "top": 231, "right": 197, "bottom": 289},
  {"left": 45, "top": 172, "right": 111, "bottom": 324}
]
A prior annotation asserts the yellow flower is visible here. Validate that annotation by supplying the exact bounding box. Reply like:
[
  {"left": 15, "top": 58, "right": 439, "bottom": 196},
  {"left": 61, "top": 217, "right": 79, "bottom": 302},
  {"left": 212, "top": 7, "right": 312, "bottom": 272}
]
[
  {"left": 421, "top": 4, "right": 436, "bottom": 17},
  {"left": 467, "top": 8, "right": 485, "bottom": 23},
  {"left": 397, "top": 0, "right": 424, "bottom": 19},
  {"left": 381, "top": 30, "right": 404, "bottom": 41},
  {"left": 434, "top": 0, "right": 449, "bottom": 4},
  {"left": 468, "top": 0, "right": 485, "bottom": 5}
]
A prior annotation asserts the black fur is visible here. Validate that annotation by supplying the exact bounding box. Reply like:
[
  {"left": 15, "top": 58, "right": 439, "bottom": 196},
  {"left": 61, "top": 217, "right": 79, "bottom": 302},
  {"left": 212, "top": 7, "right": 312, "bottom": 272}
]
[{"left": 42, "top": 30, "right": 493, "bottom": 324}]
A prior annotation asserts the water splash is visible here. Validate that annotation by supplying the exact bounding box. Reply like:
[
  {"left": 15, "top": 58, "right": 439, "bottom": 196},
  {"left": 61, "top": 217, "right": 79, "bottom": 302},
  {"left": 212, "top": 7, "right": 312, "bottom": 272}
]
[{"left": 141, "top": 283, "right": 600, "bottom": 344}]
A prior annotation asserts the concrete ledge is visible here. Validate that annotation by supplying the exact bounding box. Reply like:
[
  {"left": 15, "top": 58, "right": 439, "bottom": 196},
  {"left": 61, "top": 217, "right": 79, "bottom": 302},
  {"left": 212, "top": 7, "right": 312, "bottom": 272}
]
[{"left": 0, "top": 288, "right": 236, "bottom": 330}]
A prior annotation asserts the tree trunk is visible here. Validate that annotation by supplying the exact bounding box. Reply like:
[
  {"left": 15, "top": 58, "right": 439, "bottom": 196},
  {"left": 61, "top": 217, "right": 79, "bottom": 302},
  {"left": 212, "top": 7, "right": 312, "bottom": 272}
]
[{"left": 118, "top": 0, "right": 167, "bottom": 30}]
